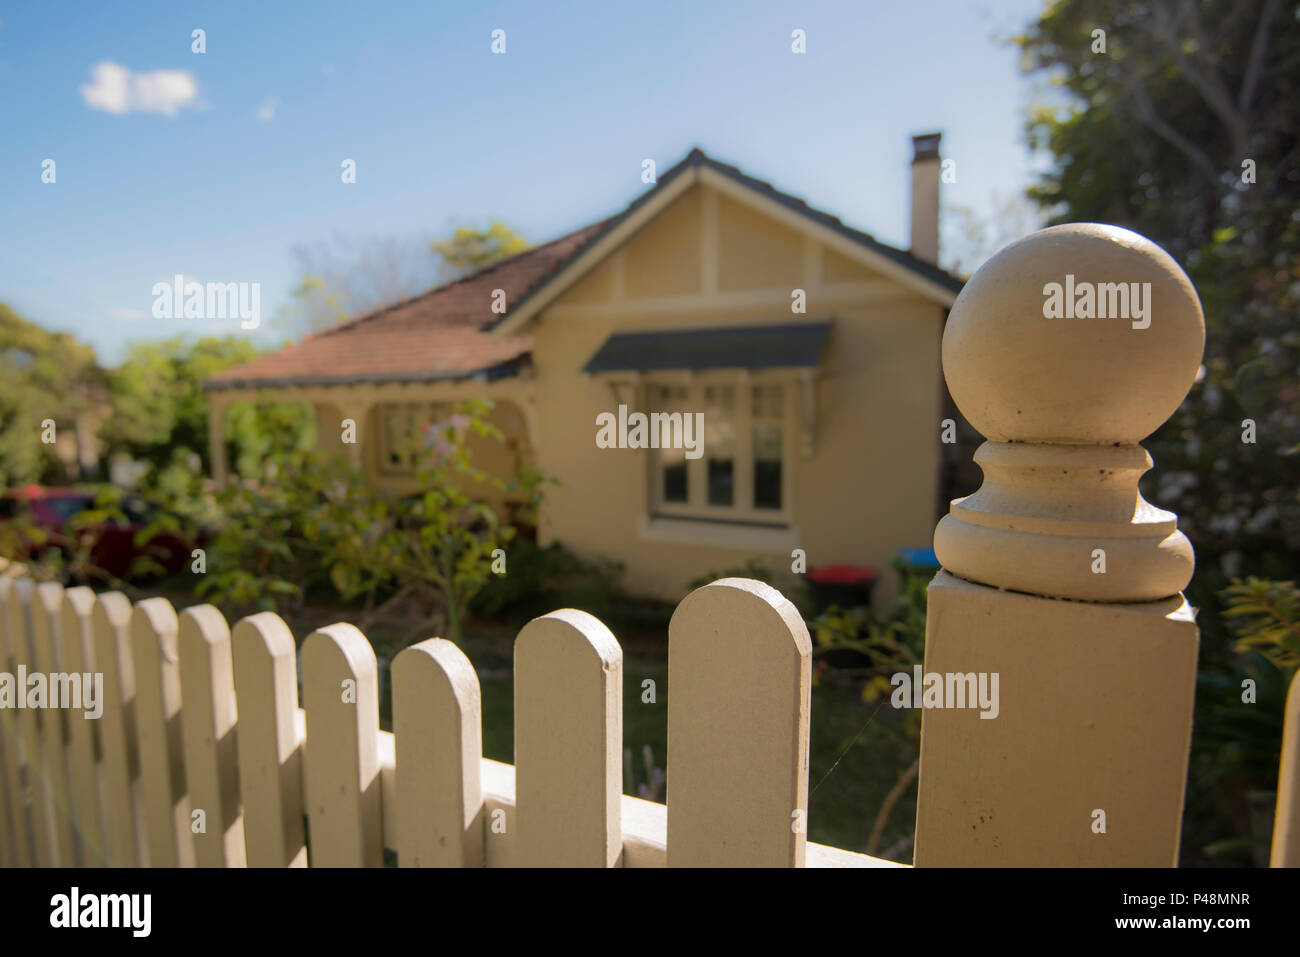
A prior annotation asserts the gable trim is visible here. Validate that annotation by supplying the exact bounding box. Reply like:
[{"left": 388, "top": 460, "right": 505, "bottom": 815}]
[
  {"left": 490, "top": 164, "right": 702, "bottom": 337},
  {"left": 489, "top": 151, "right": 961, "bottom": 338}
]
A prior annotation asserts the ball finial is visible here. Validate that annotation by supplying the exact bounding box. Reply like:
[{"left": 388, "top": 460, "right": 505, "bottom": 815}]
[
  {"left": 943, "top": 223, "right": 1205, "bottom": 445},
  {"left": 935, "top": 224, "right": 1204, "bottom": 602}
]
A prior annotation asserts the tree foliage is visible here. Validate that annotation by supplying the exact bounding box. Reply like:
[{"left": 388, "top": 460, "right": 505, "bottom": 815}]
[
  {"left": 1015, "top": 0, "right": 1300, "bottom": 865},
  {"left": 1016, "top": 1, "right": 1299, "bottom": 620},
  {"left": 430, "top": 220, "right": 529, "bottom": 281},
  {"left": 103, "top": 336, "right": 314, "bottom": 482}
]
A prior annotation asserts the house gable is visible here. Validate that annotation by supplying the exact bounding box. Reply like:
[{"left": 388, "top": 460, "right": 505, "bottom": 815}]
[{"left": 490, "top": 148, "right": 961, "bottom": 337}]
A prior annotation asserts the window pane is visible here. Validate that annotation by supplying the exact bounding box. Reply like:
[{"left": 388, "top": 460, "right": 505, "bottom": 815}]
[
  {"left": 652, "top": 385, "right": 691, "bottom": 504},
  {"left": 384, "top": 407, "right": 405, "bottom": 466},
  {"left": 752, "top": 384, "right": 785, "bottom": 420},
  {"left": 754, "top": 422, "right": 783, "bottom": 510},
  {"left": 663, "top": 459, "right": 688, "bottom": 502},
  {"left": 705, "top": 386, "right": 735, "bottom": 506}
]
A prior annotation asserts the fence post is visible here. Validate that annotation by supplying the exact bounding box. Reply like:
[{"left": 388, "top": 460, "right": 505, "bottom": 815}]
[
  {"left": 914, "top": 223, "right": 1205, "bottom": 866},
  {"left": 178, "top": 604, "right": 245, "bottom": 866},
  {"left": 392, "top": 637, "right": 485, "bottom": 867},
  {"left": 301, "top": 623, "right": 383, "bottom": 867},
  {"left": 131, "top": 596, "right": 194, "bottom": 867},
  {"left": 1272, "top": 671, "right": 1300, "bottom": 867},
  {"left": 231, "top": 612, "right": 307, "bottom": 868},
  {"left": 514, "top": 609, "right": 622, "bottom": 867},
  {"left": 666, "top": 577, "right": 811, "bottom": 867}
]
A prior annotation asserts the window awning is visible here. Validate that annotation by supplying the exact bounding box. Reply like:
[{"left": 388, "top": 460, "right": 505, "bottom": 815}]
[{"left": 581, "top": 322, "right": 832, "bottom": 374}]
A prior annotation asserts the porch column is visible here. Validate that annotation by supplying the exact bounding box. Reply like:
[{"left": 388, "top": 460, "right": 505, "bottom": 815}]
[
  {"left": 913, "top": 224, "right": 1205, "bottom": 866},
  {"left": 335, "top": 396, "right": 374, "bottom": 475},
  {"left": 207, "top": 393, "right": 230, "bottom": 490}
]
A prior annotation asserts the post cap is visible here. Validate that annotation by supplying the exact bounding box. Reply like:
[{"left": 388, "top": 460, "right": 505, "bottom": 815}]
[
  {"left": 943, "top": 223, "right": 1205, "bottom": 445},
  {"left": 935, "top": 224, "right": 1204, "bottom": 602}
]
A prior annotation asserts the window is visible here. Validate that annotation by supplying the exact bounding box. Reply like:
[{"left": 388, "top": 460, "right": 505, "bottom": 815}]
[
  {"left": 376, "top": 402, "right": 450, "bottom": 474},
  {"left": 704, "top": 385, "right": 735, "bottom": 506},
  {"left": 752, "top": 385, "right": 784, "bottom": 511},
  {"left": 647, "top": 377, "right": 790, "bottom": 525},
  {"left": 647, "top": 384, "right": 691, "bottom": 504}
]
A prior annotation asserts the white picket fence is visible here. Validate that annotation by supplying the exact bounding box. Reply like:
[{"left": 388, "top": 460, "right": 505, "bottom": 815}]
[
  {"left": 0, "top": 568, "right": 891, "bottom": 868},
  {"left": 4, "top": 222, "right": 1298, "bottom": 868}
]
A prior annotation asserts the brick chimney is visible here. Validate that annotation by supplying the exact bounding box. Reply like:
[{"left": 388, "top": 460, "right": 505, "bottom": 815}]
[{"left": 910, "top": 132, "right": 942, "bottom": 265}]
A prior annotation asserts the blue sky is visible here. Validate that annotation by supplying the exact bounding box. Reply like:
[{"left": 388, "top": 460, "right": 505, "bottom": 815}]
[{"left": 0, "top": 0, "right": 1052, "bottom": 364}]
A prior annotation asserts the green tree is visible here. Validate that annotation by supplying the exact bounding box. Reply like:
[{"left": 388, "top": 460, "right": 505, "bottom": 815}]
[
  {"left": 430, "top": 221, "right": 529, "bottom": 281},
  {"left": 0, "top": 303, "right": 102, "bottom": 487},
  {"left": 1015, "top": 2, "right": 1299, "bottom": 617},
  {"left": 1015, "top": 0, "right": 1299, "bottom": 865},
  {"left": 103, "top": 336, "right": 313, "bottom": 484}
]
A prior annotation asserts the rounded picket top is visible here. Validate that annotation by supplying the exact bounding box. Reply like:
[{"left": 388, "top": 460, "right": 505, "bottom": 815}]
[
  {"left": 943, "top": 222, "right": 1205, "bottom": 445},
  {"left": 301, "top": 623, "right": 382, "bottom": 867},
  {"left": 92, "top": 590, "right": 132, "bottom": 634},
  {"left": 392, "top": 638, "right": 484, "bottom": 867},
  {"left": 33, "top": 580, "right": 64, "bottom": 619},
  {"left": 670, "top": 576, "right": 812, "bottom": 661},
  {"left": 667, "top": 577, "right": 811, "bottom": 867},
  {"left": 131, "top": 596, "right": 179, "bottom": 652},
  {"left": 60, "top": 584, "right": 95, "bottom": 622},
  {"left": 392, "top": 637, "right": 481, "bottom": 725},
  {"left": 233, "top": 610, "right": 296, "bottom": 663},
  {"left": 302, "top": 622, "right": 378, "bottom": 692},
  {"left": 514, "top": 609, "right": 623, "bottom": 867},
  {"left": 178, "top": 603, "right": 231, "bottom": 656},
  {"left": 231, "top": 612, "right": 306, "bottom": 869}
]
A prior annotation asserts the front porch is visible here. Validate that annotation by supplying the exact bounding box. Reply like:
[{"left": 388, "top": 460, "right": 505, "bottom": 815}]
[{"left": 203, "top": 377, "right": 539, "bottom": 502}]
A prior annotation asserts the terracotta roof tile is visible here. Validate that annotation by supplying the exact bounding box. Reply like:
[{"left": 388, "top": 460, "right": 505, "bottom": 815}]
[
  {"left": 206, "top": 220, "right": 608, "bottom": 390},
  {"left": 208, "top": 147, "right": 964, "bottom": 392}
]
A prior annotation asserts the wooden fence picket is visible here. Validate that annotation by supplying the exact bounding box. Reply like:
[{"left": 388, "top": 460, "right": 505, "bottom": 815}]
[
  {"left": 231, "top": 612, "right": 306, "bottom": 868},
  {"left": 666, "top": 578, "right": 812, "bottom": 867},
  {"left": 514, "top": 609, "right": 622, "bottom": 867},
  {"left": 59, "top": 586, "right": 107, "bottom": 866},
  {"left": 131, "top": 596, "right": 194, "bottom": 867},
  {"left": 91, "top": 592, "right": 145, "bottom": 866},
  {"left": 30, "top": 581, "right": 79, "bottom": 865},
  {"left": 301, "top": 623, "right": 383, "bottom": 867},
  {"left": 392, "top": 637, "right": 484, "bottom": 867},
  {"left": 178, "top": 604, "right": 245, "bottom": 867},
  {"left": 8, "top": 578, "right": 57, "bottom": 867},
  {"left": 0, "top": 573, "right": 30, "bottom": 867}
]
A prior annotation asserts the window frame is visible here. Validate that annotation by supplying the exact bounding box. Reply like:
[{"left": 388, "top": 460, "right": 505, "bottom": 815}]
[{"left": 645, "top": 370, "right": 794, "bottom": 527}]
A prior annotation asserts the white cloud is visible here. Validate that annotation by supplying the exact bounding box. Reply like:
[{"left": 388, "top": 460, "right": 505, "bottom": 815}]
[
  {"left": 256, "top": 97, "right": 278, "bottom": 122},
  {"left": 80, "top": 61, "right": 199, "bottom": 117},
  {"left": 107, "top": 307, "right": 146, "bottom": 321}
]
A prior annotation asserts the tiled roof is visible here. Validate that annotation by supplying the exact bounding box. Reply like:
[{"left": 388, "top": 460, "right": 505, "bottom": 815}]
[
  {"left": 204, "top": 220, "right": 608, "bottom": 390},
  {"left": 207, "top": 148, "right": 964, "bottom": 391}
]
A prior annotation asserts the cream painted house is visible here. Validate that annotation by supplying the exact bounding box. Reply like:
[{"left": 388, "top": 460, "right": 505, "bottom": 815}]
[{"left": 205, "top": 138, "right": 963, "bottom": 604}]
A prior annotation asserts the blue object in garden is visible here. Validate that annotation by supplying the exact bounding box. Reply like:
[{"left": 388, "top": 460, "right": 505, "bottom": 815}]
[{"left": 896, "top": 546, "right": 941, "bottom": 570}]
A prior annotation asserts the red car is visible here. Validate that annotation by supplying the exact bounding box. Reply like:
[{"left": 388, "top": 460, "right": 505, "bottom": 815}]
[{"left": 0, "top": 485, "right": 203, "bottom": 581}]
